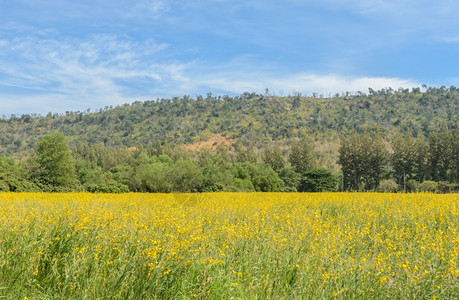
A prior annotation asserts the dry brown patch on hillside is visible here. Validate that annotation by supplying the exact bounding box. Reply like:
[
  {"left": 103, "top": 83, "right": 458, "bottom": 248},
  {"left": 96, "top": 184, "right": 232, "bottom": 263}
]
[{"left": 184, "top": 134, "right": 234, "bottom": 152}]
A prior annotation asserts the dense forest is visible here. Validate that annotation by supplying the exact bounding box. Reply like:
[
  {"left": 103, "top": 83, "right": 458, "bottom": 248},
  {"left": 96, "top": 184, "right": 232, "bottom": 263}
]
[{"left": 0, "top": 86, "right": 458, "bottom": 193}]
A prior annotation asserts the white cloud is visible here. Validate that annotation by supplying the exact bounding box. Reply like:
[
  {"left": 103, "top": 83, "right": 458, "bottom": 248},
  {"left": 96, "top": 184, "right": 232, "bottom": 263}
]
[
  {"left": 0, "top": 32, "right": 420, "bottom": 115},
  {"left": 130, "top": 0, "right": 170, "bottom": 18},
  {"left": 0, "top": 35, "right": 175, "bottom": 113},
  {"left": 197, "top": 72, "right": 419, "bottom": 97}
]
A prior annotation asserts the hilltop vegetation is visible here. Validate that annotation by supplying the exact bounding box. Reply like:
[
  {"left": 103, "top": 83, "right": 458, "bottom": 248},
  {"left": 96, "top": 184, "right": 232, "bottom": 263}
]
[
  {"left": 1, "top": 86, "right": 458, "bottom": 158},
  {"left": 0, "top": 86, "right": 458, "bottom": 193}
]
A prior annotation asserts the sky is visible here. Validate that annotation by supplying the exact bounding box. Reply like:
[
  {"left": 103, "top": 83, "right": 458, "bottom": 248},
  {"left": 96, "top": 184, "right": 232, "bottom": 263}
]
[{"left": 1, "top": 0, "right": 459, "bottom": 115}]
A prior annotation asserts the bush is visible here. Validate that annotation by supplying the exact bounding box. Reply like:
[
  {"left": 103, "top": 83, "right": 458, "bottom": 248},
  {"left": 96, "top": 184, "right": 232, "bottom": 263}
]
[
  {"left": 436, "top": 181, "right": 459, "bottom": 193},
  {"left": 450, "top": 183, "right": 459, "bottom": 192},
  {"left": 0, "top": 177, "right": 39, "bottom": 192},
  {"left": 377, "top": 179, "right": 399, "bottom": 193},
  {"left": 406, "top": 179, "right": 420, "bottom": 193},
  {"left": 419, "top": 181, "right": 438, "bottom": 193},
  {"left": 278, "top": 167, "right": 301, "bottom": 192},
  {"left": 298, "top": 168, "right": 338, "bottom": 192},
  {"left": 84, "top": 182, "right": 129, "bottom": 193},
  {"left": 0, "top": 181, "right": 9, "bottom": 191}
]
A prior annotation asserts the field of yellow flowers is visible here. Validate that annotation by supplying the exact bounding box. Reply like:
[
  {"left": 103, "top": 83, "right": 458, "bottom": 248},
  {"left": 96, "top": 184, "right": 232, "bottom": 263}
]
[{"left": 0, "top": 192, "right": 457, "bottom": 299}]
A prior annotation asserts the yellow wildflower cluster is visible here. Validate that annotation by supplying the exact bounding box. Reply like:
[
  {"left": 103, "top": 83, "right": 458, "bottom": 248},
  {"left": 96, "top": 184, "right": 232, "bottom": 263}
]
[{"left": 0, "top": 192, "right": 457, "bottom": 299}]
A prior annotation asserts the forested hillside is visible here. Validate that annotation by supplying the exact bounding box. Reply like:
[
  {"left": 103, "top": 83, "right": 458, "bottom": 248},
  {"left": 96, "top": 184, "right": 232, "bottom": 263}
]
[
  {"left": 1, "top": 86, "right": 458, "bottom": 158},
  {"left": 0, "top": 86, "right": 458, "bottom": 193}
]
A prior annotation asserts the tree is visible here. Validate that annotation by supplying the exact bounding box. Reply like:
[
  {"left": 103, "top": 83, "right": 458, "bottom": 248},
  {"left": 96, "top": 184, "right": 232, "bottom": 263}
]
[
  {"left": 235, "top": 142, "right": 257, "bottom": 163},
  {"left": 298, "top": 168, "right": 338, "bottom": 192},
  {"left": 365, "top": 130, "right": 388, "bottom": 190},
  {"left": 377, "top": 179, "right": 399, "bottom": 193},
  {"left": 277, "top": 167, "right": 301, "bottom": 192},
  {"left": 338, "top": 130, "right": 388, "bottom": 191},
  {"left": 0, "top": 154, "right": 38, "bottom": 191},
  {"left": 232, "top": 162, "right": 282, "bottom": 192},
  {"left": 338, "top": 132, "right": 360, "bottom": 191},
  {"left": 427, "top": 132, "right": 441, "bottom": 181},
  {"left": 262, "top": 142, "right": 284, "bottom": 172},
  {"left": 32, "top": 132, "right": 76, "bottom": 189},
  {"left": 412, "top": 133, "right": 429, "bottom": 183},
  {"left": 452, "top": 124, "right": 459, "bottom": 183},
  {"left": 197, "top": 150, "right": 234, "bottom": 192},
  {"left": 168, "top": 159, "right": 204, "bottom": 192},
  {"left": 391, "top": 132, "right": 417, "bottom": 191},
  {"left": 249, "top": 163, "right": 282, "bottom": 192},
  {"left": 288, "top": 135, "right": 316, "bottom": 174},
  {"left": 437, "top": 123, "right": 453, "bottom": 181}
]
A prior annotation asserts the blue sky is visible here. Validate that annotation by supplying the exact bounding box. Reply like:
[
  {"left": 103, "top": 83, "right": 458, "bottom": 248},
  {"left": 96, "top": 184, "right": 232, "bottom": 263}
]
[{"left": 1, "top": 0, "right": 459, "bottom": 115}]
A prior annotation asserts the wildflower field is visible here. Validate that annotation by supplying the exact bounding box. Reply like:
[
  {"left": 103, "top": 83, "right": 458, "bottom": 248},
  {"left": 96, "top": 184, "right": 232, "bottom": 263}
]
[{"left": 0, "top": 193, "right": 457, "bottom": 299}]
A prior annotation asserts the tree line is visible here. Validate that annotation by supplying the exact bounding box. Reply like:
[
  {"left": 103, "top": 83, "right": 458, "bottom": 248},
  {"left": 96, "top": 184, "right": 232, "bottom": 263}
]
[
  {"left": 1, "top": 123, "right": 458, "bottom": 193},
  {"left": 339, "top": 123, "right": 459, "bottom": 192},
  {"left": 0, "top": 132, "right": 333, "bottom": 193}
]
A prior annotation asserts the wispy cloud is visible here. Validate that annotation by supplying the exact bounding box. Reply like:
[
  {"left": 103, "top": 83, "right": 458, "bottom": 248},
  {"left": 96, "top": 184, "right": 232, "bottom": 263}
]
[
  {"left": 196, "top": 72, "right": 419, "bottom": 97},
  {"left": 129, "top": 0, "right": 170, "bottom": 19},
  {"left": 0, "top": 34, "right": 174, "bottom": 113},
  {"left": 441, "top": 36, "right": 459, "bottom": 43},
  {"left": 0, "top": 0, "right": 457, "bottom": 114},
  {"left": 0, "top": 30, "right": 420, "bottom": 115}
]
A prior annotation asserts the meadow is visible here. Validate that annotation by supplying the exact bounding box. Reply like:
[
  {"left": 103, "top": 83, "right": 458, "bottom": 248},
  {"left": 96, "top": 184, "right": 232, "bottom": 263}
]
[{"left": 0, "top": 192, "right": 457, "bottom": 299}]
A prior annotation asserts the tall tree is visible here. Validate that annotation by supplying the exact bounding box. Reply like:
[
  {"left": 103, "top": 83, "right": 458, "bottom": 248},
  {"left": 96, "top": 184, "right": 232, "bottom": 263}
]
[
  {"left": 437, "top": 123, "right": 453, "bottom": 181},
  {"left": 262, "top": 142, "right": 285, "bottom": 172},
  {"left": 413, "top": 133, "right": 429, "bottom": 183},
  {"left": 32, "top": 132, "right": 76, "bottom": 188},
  {"left": 338, "top": 130, "right": 388, "bottom": 191},
  {"left": 452, "top": 124, "right": 459, "bottom": 183},
  {"left": 391, "top": 132, "right": 417, "bottom": 191},
  {"left": 365, "top": 130, "right": 388, "bottom": 190},
  {"left": 235, "top": 142, "right": 257, "bottom": 163},
  {"left": 427, "top": 132, "right": 441, "bottom": 181},
  {"left": 288, "top": 135, "right": 316, "bottom": 174}
]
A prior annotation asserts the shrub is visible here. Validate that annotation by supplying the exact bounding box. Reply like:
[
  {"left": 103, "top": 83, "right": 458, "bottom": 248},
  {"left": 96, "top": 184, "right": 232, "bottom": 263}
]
[
  {"left": 419, "top": 181, "right": 438, "bottom": 193},
  {"left": 377, "top": 179, "right": 399, "bottom": 193},
  {"left": 84, "top": 182, "right": 129, "bottom": 193},
  {"left": 406, "top": 179, "right": 420, "bottom": 193},
  {"left": 436, "top": 181, "right": 459, "bottom": 193}
]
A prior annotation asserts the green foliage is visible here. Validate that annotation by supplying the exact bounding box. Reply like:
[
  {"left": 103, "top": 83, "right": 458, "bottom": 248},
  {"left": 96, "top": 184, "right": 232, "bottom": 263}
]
[
  {"left": 436, "top": 181, "right": 457, "bottom": 194},
  {"left": 262, "top": 142, "right": 285, "bottom": 172},
  {"left": 391, "top": 132, "right": 420, "bottom": 186},
  {"left": 249, "top": 164, "right": 282, "bottom": 192},
  {"left": 30, "top": 132, "right": 76, "bottom": 189},
  {"left": 419, "top": 181, "right": 438, "bottom": 193},
  {"left": 1, "top": 88, "right": 459, "bottom": 193},
  {"left": 197, "top": 150, "right": 234, "bottom": 192},
  {"left": 1, "top": 87, "right": 459, "bottom": 161},
  {"left": 232, "top": 162, "right": 282, "bottom": 192},
  {"left": 234, "top": 142, "right": 257, "bottom": 164},
  {"left": 339, "top": 130, "right": 388, "bottom": 191},
  {"left": 406, "top": 180, "right": 420, "bottom": 193},
  {"left": 277, "top": 167, "right": 301, "bottom": 192},
  {"left": 0, "top": 155, "right": 39, "bottom": 191},
  {"left": 169, "top": 159, "right": 204, "bottom": 192},
  {"left": 298, "top": 168, "right": 338, "bottom": 192},
  {"left": 377, "top": 179, "right": 399, "bottom": 193},
  {"left": 288, "top": 135, "right": 316, "bottom": 174}
]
